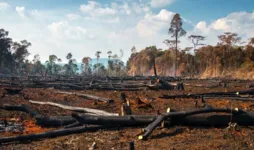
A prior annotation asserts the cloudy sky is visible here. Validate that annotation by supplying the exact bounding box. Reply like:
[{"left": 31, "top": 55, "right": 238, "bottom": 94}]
[{"left": 0, "top": 0, "right": 254, "bottom": 63}]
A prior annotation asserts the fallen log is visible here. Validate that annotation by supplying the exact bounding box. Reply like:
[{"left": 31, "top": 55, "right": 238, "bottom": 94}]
[
  {"left": 160, "top": 89, "right": 254, "bottom": 99},
  {"left": 0, "top": 125, "right": 109, "bottom": 144},
  {"left": 173, "top": 112, "right": 254, "bottom": 126},
  {"left": 72, "top": 111, "right": 254, "bottom": 127},
  {"left": 139, "top": 106, "right": 246, "bottom": 140},
  {"left": 4, "top": 88, "right": 23, "bottom": 95},
  {"left": 203, "top": 96, "right": 254, "bottom": 101},
  {"left": 72, "top": 114, "right": 156, "bottom": 126},
  {"left": 29, "top": 100, "right": 119, "bottom": 116},
  {"left": 0, "top": 104, "right": 76, "bottom": 127},
  {"left": 0, "top": 104, "right": 39, "bottom": 117},
  {"left": 56, "top": 91, "right": 114, "bottom": 103},
  {"left": 34, "top": 115, "right": 76, "bottom": 127}
]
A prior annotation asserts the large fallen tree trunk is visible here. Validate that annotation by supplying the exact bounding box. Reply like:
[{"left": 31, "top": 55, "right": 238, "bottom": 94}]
[
  {"left": 72, "top": 110, "right": 254, "bottom": 127},
  {"left": 0, "top": 125, "right": 109, "bottom": 144},
  {"left": 72, "top": 114, "right": 156, "bottom": 126},
  {"left": 139, "top": 106, "right": 247, "bottom": 140},
  {"left": 56, "top": 91, "right": 114, "bottom": 103},
  {"left": 0, "top": 104, "right": 76, "bottom": 127},
  {"left": 34, "top": 115, "right": 76, "bottom": 127},
  {"left": 29, "top": 100, "right": 119, "bottom": 116},
  {"left": 173, "top": 112, "right": 254, "bottom": 126}
]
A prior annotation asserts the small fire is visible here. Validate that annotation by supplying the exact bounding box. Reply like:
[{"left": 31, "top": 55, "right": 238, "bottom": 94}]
[
  {"left": 23, "top": 120, "right": 49, "bottom": 135},
  {"left": 1, "top": 118, "right": 50, "bottom": 136}
]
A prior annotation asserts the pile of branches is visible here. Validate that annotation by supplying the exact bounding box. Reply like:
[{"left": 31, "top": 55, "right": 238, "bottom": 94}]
[{"left": 0, "top": 75, "right": 183, "bottom": 91}]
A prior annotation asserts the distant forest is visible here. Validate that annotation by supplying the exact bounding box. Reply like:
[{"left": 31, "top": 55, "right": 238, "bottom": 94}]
[{"left": 1, "top": 13, "right": 254, "bottom": 79}]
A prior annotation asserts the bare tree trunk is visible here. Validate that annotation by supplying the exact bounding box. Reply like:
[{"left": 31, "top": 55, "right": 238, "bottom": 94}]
[
  {"left": 175, "top": 35, "right": 178, "bottom": 77},
  {"left": 153, "top": 59, "right": 157, "bottom": 77},
  {"left": 29, "top": 100, "right": 118, "bottom": 116}
]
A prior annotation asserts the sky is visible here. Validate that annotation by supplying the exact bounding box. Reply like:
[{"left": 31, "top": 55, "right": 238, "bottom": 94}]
[{"left": 0, "top": 0, "right": 254, "bottom": 63}]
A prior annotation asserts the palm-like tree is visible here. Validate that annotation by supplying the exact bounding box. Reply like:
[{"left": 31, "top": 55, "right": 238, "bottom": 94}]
[
  {"left": 95, "top": 51, "right": 101, "bottom": 75},
  {"left": 82, "top": 57, "right": 91, "bottom": 75},
  {"left": 95, "top": 51, "right": 101, "bottom": 64}
]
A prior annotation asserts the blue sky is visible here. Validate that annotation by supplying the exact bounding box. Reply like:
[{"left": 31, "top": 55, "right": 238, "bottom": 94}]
[{"left": 1, "top": 0, "right": 254, "bottom": 63}]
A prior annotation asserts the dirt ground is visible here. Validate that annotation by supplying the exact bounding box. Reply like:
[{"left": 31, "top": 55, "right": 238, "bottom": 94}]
[{"left": 0, "top": 80, "right": 254, "bottom": 150}]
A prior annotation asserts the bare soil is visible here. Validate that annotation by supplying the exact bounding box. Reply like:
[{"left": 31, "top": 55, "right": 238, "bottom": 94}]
[{"left": 0, "top": 80, "right": 254, "bottom": 150}]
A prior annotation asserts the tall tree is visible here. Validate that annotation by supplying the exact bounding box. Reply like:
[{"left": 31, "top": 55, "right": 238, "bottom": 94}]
[
  {"left": 32, "top": 54, "right": 45, "bottom": 75},
  {"left": 45, "top": 55, "right": 62, "bottom": 76},
  {"left": 107, "top": 51, "right": 113, "bottom": 76},
  {"left": 168, "top": 13, "right": 186, "bottom": 77},
  {"left": 119, "top": 49, "right": 124, "bottom": 60},
  {"left": 146, "top": 46, "right": 161, "bottom": 77},
  {"left": 131, "top": 46, "right": 137, "bottom": 53},
  {"left": 107, "top": 51, "right": 112, "bottom": 60},
  {"left": 93, "top": 63, "right": 106, "bottom": 76},
  {"left": 95, "top": 51, "right": 101, "bottom": 64},
  {"left": 95, "top": 51, "right": 101, "bottom": 75},
  {"left": 64, "top": 53, "right": 78, "bottom": 76},
  {"left": 182, "top": 47, "right": 193, "bottom": 76},
  {"left": 81, "top": 57, "right": 92, "bottom": 76},
  {"left": 0, "top": 29, "right": 13, "bottom": 73},
  {"left": 188, "top": 35, "right": 205, "bottom": 51},
  {"left": 217, "top": 32, "right": 241, "bottom": 73},
  {"left": 188, "top": 35, "right": 205, "bottom": 76},
  {"left": 218, "top": 32, "right": 241, "bottom": 46},
  {"left": 12, "top": 40, "right": 31, "bottom": 75}
]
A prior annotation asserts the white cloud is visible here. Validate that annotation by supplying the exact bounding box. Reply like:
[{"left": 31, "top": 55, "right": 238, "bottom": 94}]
[
  {"left": 80, "top": 1, "right": 116, "bottom": 17},
  {"left": 195, "top": 11, "right": 254, "bottom": 36},
  {"left": 103, "top": 17, "right": 120, "bottom": 23},
  {"left": 132, "top": 2, "right": 150, "bottom": 14},
  {"left": 31, "top": 9, "right": 39, "bottom": 16},
  {"left": 0, "top": 2, "right": 9, "bottom": 10},
  {"left": 211, "top": 18, "right": 230, "bottom": 30},
  {"left": 150, "top": 0, "right": 175, "bottom": 8},
  {"left": 192, "top": 11, "right": 254, "bottom": 47},
  {"left": 16, "top": 6, "right": 27, "bottom": 18},
  {"left": 48, "top": 21, "right": 88, "bottom": 40},
  {"left": 66, "top": 13, "right": 81, "bottom": 20},
  {"left": 194, "top": 21, "right": 208, "bottom": 33},
  {"left": 121, "top": 3, "right": 131, "bottom": 15},
  {"left": 80, "top": 1, "right": 100, "bottom": 13},
  {"left": 137, "top": 9, "right": 175, "bottom": 37},
  {"left": 112, "top": 2, "right": 150, "bottom": 15}
]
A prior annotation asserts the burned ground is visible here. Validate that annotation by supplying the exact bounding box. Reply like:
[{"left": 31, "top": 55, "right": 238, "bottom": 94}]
[{"left": 0, "top": 80, "right": 254, "bottom": 150}]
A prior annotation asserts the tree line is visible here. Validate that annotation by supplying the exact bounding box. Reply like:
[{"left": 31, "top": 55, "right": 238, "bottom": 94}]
[
  {"left": 0, "top": 28, "right": 126, "bottom": 76},
  {"left": 1, "top": 13, "right": 254, "bottom": 79},
  {"left": 127, "top": 13, "right": 254, "bottom": 79}
]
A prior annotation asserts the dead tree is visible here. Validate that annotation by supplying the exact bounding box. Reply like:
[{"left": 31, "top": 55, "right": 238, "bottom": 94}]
[
  {"left": 29, "top": 100, "right": 118, "bottom": 116},
  {"left": 139, "top": 106, "right": 246, "bottom": 140}
]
